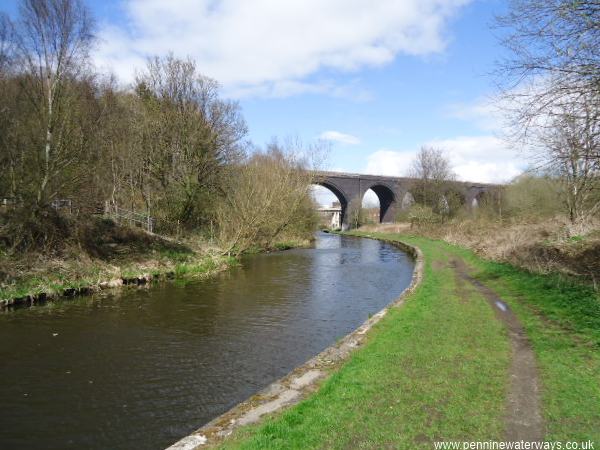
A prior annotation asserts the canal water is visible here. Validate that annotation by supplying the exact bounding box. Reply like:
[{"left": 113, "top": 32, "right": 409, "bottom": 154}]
[{"left": 0, "top": 232, "right": 414, "bottom": 450}]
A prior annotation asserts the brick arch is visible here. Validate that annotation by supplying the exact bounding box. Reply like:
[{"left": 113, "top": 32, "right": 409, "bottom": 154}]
[
  {"left": 466, "top": 186, "right": 489, "bottom": 208},
  {"left": 313, "top": 180, "right": 350, "bottom": 227},
  {"left": 313, "top": 170, "right": 498, "bottom": 228},
  {"left": 362, "top": 183, "right": 396, "bottom": 223}
]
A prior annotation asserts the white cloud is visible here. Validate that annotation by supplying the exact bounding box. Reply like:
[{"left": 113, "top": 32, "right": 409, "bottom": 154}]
[
  {"left": 429, "top": 136, "right": 524, "bottom": 183},
  {"left": 319, "top": 131, "right": 361, "bottom": 145},
  {"left": 445, "top": 77, "right": 556, "bottom": 138},
  {"left": 225, "top": 78, "right": 373, "bottom": 101},
  {"left": 95, "top": 0, "right": 472, "bottom": 97},
  {"left": 362, "top": 189, "right": 380, "bottom": 207},
  {"left": 365, "top": 135, "right": 525, "bottom": 184},
  {"left": 365, "top": 149, "right": 415, "bottom": 176},
  {"left": 445, "top": 96, "right": 506, "bottom": 132}
]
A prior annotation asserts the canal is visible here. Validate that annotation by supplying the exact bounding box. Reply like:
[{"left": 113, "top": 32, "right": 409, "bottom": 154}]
[{"left": 0, "top": 232, "right": 414, "bottom": 450}]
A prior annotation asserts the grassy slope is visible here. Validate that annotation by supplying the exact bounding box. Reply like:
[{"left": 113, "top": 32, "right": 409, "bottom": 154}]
[
  {"left": 0, "top": 217, "right": 309, "bottom": 302},
  {"left": 0, "top": 218, "right": 237, "bottom": 301},
  {"left": 0, "top": 250, "right": 236, "bottom": 301},
  {"left": 219, "top": 232, "right": 600, "bottom": 449}
]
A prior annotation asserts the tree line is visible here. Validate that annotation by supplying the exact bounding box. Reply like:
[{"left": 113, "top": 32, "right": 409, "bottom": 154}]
[
  {"left": 397, "top": 0, "right": 600, "bottom": 226},
  {"left": 0, "top": 0, "right": 319, "bottom": 254},
  {"left": 1, "top": 0, "right": 598, "bottom": 251}
]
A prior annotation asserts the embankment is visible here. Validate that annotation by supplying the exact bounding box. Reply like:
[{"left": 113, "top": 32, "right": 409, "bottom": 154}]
[
  {"left": 361, "top": 217, "right": 600, "bottom": 286},
  {"left": 210, "top": 232, "right": 599, "bottom": 449},
  {"left": 0, "top": 218, "right": 312, "bottom": 310}
]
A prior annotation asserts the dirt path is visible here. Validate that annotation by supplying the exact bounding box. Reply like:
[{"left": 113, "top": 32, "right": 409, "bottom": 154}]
[{"left": 450, "top": 258, "right": 544, "bottom": 441}]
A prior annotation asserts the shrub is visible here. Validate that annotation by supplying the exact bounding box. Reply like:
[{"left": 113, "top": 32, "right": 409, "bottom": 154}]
[
  {"left": 405, "top": 204, "right": 442, "bottom": 227},
  {"left": 504, "top": 175, "right": 563, "bottom": 218}
]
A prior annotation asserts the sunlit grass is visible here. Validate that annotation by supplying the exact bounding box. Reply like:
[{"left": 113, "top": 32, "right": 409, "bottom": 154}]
[
  {"left": 220, "top": 234, "right": 510, "bottom": 449},
  {"left": 219, "top": 232, "right": 600, "bottom": 448}
]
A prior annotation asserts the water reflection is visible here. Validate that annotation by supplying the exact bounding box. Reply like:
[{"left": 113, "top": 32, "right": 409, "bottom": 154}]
[{"left": 0, "top": 232, "right": 414, "bottom": 450}]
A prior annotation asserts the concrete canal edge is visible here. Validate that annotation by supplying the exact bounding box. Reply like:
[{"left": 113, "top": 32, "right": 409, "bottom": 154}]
[{"left": 167, "top": 236, "right": 424, "bottom": 450}]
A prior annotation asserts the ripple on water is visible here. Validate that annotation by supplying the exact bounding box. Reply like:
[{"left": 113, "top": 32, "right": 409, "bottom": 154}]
[{"left": 0, "top": 232, "right": 414, "bottom": 450}]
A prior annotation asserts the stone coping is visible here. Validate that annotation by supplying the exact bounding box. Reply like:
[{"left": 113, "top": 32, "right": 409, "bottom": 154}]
[{"left": 167, "top": 236, "right": 424, "bottom": 449}]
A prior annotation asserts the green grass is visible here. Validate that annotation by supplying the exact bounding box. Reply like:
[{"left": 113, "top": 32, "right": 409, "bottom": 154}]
[
  {"left": 1, "top": 224, "right": 303, "bottom": 302},
  {"left": 446, "top": 241, "right": 600, "bottom": 442},
  {"left": 218, "top": 232, "right": 600, "bottom": 449},
  {"left": 242, "top": 239, "right": 311, "bottom": 255},
  {"left": 220, "top": 235, "right": 511, "bottom": 449},
  {"left": 359, "top": 233, "right": 600, "bottom": 442},
  {"left": 174, "top": 255, "right": 238, "bottom": 278},
  {"left": 272, "top": 242, "right": 297, "bottom": 251},
  {"left": 156, "top": 248, "right": 194, "bottom": 263},
  {"left": 0, "top": 253, "right": 236, "bottom": 301}
]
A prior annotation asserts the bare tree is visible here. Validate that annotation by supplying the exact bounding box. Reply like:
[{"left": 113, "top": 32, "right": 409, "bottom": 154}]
[
  {"left": 409, "top": 146, "right": 455, "bottom": 209},
  {"left": 0, "top": 14, "right": 16, "bottom": 197},
  {"left": 497, "top": 1, "right": 599, "bottom": 83},
  {"left": 541, "top": 102, "right": 600, "bottom": 222},
  {"left": 215, "top": 141, "right": 319, "bottom": 255},
  {"left": 495, "top": 0, "right": 600, "bottom": 154},
  {"left": 14, "top": 0, "right": 95, "bottom": 206},
  {"left": 346, "top": 197, "right": 367, "bottom": 229},
  {"left": 495, "top": 0, "right": 600, "bottom": 222},
  {"left": 0, "top": 13, "right": 15, "bottom": 76},
  {"left": 131, "top": 54, "right": 247, "bottom": 229}
]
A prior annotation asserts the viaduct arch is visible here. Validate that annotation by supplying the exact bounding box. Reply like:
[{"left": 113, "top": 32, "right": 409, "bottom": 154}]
[{"left": 313, "top": 171, "right": 496, "bottom": 230}]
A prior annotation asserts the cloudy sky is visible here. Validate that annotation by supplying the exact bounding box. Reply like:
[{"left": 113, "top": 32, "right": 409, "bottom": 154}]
[{"left": 5, "top": 0, "right": 525, "bottom": 204}]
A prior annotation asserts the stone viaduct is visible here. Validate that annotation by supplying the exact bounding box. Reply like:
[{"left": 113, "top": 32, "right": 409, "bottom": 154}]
[{"left": 313, "top": 171, "right": 496, "bottom": 229}]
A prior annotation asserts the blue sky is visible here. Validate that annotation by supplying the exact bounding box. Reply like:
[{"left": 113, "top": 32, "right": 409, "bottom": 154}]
[{"left": 4, "top": 0, "right": 524, "bottom": 205}]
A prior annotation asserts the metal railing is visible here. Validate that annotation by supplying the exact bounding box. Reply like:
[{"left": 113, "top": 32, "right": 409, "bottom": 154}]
[
  {"left": 0, "top": 197, "right": 18, "bottom": 208},
  {"left": 104, "top": 202, "right": 155, "bottom": 233},
  {"left": 1, "top": 197, "right": 73, "bottom": 213},
  {"left": 51, "top": 198, "right": 73, "bottom": 214}
]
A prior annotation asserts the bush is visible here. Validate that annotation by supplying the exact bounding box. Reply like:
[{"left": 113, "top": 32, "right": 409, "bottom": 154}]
[
  {"left": 504, "top": 175, "right": 563, "bottom": 218},
  {"left": 1, "top": 206, "right": 72, "bottom": 253},
  {"left": 215, "top": 146, "right": 317, "bottom": 255},
  {"left": 405, "top": 204, "right": 442, "bottom": 227}
]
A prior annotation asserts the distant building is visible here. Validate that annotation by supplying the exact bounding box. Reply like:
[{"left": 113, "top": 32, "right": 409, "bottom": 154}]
[{"left": 317, "top": 202, "right": 342, "bottom": 229}]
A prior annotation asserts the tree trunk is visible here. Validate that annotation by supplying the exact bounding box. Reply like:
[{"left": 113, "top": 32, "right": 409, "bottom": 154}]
[{"left": 37, "top": 75, "right": 53, "bottom": 206}]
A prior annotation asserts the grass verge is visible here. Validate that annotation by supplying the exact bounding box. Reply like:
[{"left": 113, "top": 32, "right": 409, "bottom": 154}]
[
  {"left": 0, "top": 217, "right": 239, "bottom": 303},
  {"left": 0, "top": 250, "right": 236, "bottom": 303},
  {"left": 0, "top": 218, "right": 302, "bottom": 304},
  {"left": 217, "top": 232, "right": 599, "bottom": 449}
]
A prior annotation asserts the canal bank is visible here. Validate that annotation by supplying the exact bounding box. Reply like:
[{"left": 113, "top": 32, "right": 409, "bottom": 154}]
[
  {"left": 168, "top": 236, "right": 423, "bottom": 449},
  {"left": 0, "top": 233, "right": 311, "bottom": 310},
  {"left": 0, "top": 232, "right": 415, "bottom": 450},
  {"left": 212, "top": 232, "right": 599, "bottom": 449},
  {"left": 0, "top": 253, "right": 236, "bottom": 309}
]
